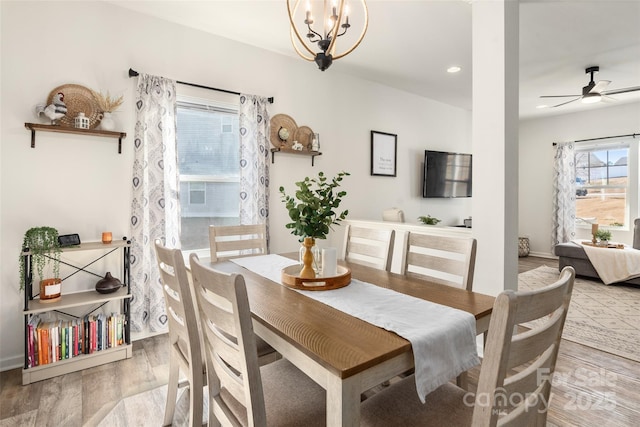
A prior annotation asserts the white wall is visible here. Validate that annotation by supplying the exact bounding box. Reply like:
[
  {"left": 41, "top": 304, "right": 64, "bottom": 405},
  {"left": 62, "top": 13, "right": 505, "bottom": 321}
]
[
  {"left": 0, "top": 1, "right": 472, "bottom": 370},
  {"left": 519, "top": 102, "right": 640, "bottom": 257}
]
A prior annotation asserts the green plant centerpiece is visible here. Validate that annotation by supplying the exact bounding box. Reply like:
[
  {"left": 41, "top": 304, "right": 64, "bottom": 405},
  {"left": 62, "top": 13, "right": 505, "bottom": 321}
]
[
  {"left": 279, "top": 171, "right": 350, "bottom": 278},
  {"left": 19, "top": 226, "right": 61, "bottom": 293},
  {"left": 595, "top": 229, "right": 612, "bottom": 245},
  {"left": 418, "top": 215, "right": 441, "bottom": 225}
]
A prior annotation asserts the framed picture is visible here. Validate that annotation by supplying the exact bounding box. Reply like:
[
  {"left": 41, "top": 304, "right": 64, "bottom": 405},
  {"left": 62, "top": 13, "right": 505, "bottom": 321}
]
[{"left": 370, "top": 131, "right": 397, "bottom": 177}]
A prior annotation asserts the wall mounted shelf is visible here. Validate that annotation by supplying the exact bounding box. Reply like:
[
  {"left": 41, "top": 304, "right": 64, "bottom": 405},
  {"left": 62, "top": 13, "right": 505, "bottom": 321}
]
[
  {"left": 270, "top": 147, "right": 322, "bottom": 166},
  {"left": 25, "top": 123, "right": 127, "bottom": 153}
]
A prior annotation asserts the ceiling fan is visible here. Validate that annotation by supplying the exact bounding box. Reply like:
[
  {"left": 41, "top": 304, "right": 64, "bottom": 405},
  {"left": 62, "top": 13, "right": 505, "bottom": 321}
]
[{"left": 540, "top": 66, "right": 640, "bottom": 108}]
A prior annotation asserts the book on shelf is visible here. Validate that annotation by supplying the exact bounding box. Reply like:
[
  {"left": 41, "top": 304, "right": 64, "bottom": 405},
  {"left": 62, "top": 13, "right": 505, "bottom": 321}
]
[
  {"left": 25, "top": 312, "right": 127, "bottom": 368},
  {"left": 27, "top": 315, "right": 40, "bottom": 368}
]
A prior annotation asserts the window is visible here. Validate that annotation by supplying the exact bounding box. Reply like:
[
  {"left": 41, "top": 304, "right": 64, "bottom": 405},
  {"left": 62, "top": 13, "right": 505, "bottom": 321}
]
[
  {"left": 575, "top": 142, "right": 630, "bottom": 228},
  {"left": 177, "top": 98, "right": 240, "bottom": 251},
  {"left": 188, "top": 182, "right": 205, "bottom": 205}
]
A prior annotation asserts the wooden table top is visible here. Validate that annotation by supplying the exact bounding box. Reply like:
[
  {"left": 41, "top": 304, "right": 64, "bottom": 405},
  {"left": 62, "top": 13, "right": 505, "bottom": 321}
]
[{"left": 211, "top": 253, "right": 495, "bottom": 380}]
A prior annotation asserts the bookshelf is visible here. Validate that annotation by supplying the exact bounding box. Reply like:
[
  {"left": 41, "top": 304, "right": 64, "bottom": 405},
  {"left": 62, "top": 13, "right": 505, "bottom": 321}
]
[{"left": 21, "top": 239, "right": 133, "bottom": 385}]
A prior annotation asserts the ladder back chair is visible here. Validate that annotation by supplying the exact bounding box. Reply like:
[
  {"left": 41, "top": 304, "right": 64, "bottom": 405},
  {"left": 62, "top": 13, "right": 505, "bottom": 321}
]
[
  {"left": 209, "top": 224, "right": 267, "bottom": 263},
  {"left": 188, "top": 254, "right": 326, "bottom": 427},
  {"left": 361, "top": 266, "right": 576, "bottom": 427},
  {"left": 209, "top": 224, "right": 280, "bottom": 365},
  {"left": 382, "top": 208, "right": 405, "bottom": 222},
  {"left": 342, "top": 224, "right": 395, "bottom": 271},
  {"left": 404, "top": 232, "right": 477, "bottom": 291},
  {"left": 403, "top": 232, "right": 477, "bottom": 388},
  {"left": 154, "top": 240, "right": 206, "bottom": 427}
]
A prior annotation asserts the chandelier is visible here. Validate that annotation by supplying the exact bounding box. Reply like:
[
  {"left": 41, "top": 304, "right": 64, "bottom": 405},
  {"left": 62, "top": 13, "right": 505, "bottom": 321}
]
[{"left": 287, "top": 0, "right": 369, "bottom": 71}]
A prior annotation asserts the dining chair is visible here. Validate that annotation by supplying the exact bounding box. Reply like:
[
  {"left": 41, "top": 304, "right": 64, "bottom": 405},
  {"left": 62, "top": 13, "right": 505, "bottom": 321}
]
[
  {"left": 360, "top": 266, "right": 576, "bottom": 427},
  {"left": 402, "top": 232, "right": 478, "bottom": 388},
  {"left": 209, "top": 223, "right": 267, "bottom": 262},
  {"left": 188, "top": 253, "right": 326, "bottom": 427},
  {"left": 382, "top": 207, "right": 405, "bottom": 222},
  {"left": 404, "top": 232, "right": 477, "bottom": 291},
  {"left": 342, "top": 224, "right": 395, "bottom": 271},
  {"left": 154, "top": 240, "right": 206, "bottom": 427},
  {"left": 208, "top": 223, "right": 280, "bottom": 365}
]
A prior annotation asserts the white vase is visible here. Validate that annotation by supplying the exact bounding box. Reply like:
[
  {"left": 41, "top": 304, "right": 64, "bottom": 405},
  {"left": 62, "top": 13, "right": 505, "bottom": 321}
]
[{"left": 99, "top": 112, "right": 116, "bottom": 131}]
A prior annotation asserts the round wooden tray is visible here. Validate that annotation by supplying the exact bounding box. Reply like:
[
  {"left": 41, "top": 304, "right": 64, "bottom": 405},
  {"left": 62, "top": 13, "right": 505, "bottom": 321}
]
[
  {"left": 281, "top": 265, "right": 351, "bottom": 291},
  {"left": 581, "top": 241, "right": 625, "bottom": 249}
]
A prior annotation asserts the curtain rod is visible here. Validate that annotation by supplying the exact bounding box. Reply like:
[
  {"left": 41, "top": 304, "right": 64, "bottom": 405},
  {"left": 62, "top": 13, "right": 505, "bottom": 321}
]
[
  {"left": 552, "top": 133, "right": 639, "bottom": 146},
  {"left": 128, "top": 68, "right": 274, "bottom": 104}
]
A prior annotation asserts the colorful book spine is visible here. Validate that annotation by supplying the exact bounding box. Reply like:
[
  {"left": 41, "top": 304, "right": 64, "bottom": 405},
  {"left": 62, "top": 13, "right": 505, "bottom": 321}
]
[{"left": 25, "top": 310, "right": 131, "bottom": 370}]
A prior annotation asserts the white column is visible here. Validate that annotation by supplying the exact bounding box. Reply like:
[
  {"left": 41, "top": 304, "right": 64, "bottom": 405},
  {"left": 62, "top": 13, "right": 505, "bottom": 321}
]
[{"left": 471, "top": 0, "right": 520, "bottom": 294}]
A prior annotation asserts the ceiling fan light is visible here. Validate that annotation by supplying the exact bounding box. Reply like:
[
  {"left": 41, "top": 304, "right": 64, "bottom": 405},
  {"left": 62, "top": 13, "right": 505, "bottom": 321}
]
[{"left": 582, "top": 93, "right": 602, "bottom": 104}]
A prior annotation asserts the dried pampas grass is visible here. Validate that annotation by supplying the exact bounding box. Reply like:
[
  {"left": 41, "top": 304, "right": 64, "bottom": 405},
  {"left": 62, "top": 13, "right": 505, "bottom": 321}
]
[{"left": 91, "top": 90, "right": 124, "bottom": 113}]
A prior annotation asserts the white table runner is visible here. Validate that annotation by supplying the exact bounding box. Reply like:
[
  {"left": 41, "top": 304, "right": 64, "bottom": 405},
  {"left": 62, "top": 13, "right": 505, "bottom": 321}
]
[{"left": 231, "top": 254, "right": 479, "bottom": 402}]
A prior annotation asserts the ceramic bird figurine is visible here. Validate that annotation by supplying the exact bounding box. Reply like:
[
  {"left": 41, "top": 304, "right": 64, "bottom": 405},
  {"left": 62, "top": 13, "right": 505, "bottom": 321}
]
[{"left": 35, "top": 92, "right": 67, "bottom": 125}]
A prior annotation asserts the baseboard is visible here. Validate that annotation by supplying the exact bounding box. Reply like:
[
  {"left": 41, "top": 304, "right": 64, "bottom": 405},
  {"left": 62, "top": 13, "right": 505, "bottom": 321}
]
[
  {"left": 131, "top": 329, "right": 167, "bottom": 342},
  {"left": 527, "top": 251, "right": 557, "bottom": 259},
  {"left": 1, "top": 355, "right": 25, "bottom": 372}
]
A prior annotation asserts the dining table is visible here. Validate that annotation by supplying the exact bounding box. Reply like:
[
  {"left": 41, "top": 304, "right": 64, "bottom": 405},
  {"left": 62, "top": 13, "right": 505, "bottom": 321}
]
[{"left": 207, "top": 253, "right": 495, "bottom": 427}]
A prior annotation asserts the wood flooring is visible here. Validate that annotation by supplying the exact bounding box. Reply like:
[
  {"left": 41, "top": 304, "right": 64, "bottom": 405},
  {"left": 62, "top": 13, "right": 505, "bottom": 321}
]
[{"left": 1, "top": 256, "right": 638, "bottom": 426}]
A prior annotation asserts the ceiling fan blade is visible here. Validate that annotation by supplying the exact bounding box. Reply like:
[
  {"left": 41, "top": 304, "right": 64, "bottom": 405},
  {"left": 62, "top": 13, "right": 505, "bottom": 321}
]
[
  {"left": 540, "top": 95, "right": 581, "bottom": 98},
  {"left": 552, "top": 97, "right": 581, "bottom": 108},
  {"left": 602, "top": 86, "right": 640, "bottom": 96},
  {"left": 590, "top": 80, "right": 611, "bottom": 93}
]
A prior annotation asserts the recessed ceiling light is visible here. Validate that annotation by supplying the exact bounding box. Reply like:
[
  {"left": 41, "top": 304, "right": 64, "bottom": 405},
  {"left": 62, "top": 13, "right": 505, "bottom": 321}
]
[
  {"left": 447, "top": 66, "right": 461, "bottom": 73},
  {"left": 536, "top": 104, "right": 549, "bottom": 109}
]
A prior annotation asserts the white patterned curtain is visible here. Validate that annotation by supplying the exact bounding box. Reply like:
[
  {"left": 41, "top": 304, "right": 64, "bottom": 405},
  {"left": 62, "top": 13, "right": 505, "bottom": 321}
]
[
  {"left": 552, "top": 142, "right": 576, "bottom": 253},
  {"left": 130, "top": 74, "right": 180, "bottom": 334},
  {"left": 239, "top": 94, "right": 270, "bottom": 228}
]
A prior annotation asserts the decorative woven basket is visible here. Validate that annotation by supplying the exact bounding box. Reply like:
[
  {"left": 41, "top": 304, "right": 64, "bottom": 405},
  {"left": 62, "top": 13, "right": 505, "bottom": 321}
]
[
  {"left": 294, "top": 125, "right": 314, "bottom": 151},
  {"left": 47, "top": 84, "right": 101, "bottom": 129},
  {"left": 270, "top": 114, "right": 297, "bottom": 149},
  {"left": 518, "top": 237, "right": 530, "bottom": 257}
]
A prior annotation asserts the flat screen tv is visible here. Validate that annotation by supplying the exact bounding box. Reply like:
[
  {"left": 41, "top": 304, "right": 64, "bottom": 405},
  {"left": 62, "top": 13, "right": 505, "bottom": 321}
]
[{"left": 422, "top": 150, "right": 472, "bottom": 198}]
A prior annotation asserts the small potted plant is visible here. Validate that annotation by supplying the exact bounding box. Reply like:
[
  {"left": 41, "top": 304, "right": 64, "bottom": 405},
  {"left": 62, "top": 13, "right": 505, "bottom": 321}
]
[
  {"left": 279, "top": 171, "right": 350, "bottom": 278},
  {"left": 595, "top": 229, "right": 612, "bottom": 246},
  {"left": 19, "top": 226, "right": 62, "bottom": 300},
  {"left": 418, "top": 215, "right": 441, "bottom": 225}
]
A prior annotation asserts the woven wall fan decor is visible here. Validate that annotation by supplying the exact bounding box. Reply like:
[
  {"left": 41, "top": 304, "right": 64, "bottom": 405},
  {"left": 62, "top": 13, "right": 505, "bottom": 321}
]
[
  {"left": 294, "top": 125, "right": 315, "bottom": 151},
  {"left": 270, "top": 114, "right": 298, "bottom": 149},
  {"left": 46, "top": 84, "right": 102, "bottom": 129}
]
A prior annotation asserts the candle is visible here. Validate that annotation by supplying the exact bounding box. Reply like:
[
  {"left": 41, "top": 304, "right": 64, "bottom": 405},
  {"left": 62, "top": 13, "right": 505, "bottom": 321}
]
[
  {"left": 322, "top": 248, "right": 337, "bottom": 277},
  {"left": 591, "top": 223, "right": 599, "bottom": 235},
  {"left": 102, "top": 232, "right": 112, "bottom": 244}
]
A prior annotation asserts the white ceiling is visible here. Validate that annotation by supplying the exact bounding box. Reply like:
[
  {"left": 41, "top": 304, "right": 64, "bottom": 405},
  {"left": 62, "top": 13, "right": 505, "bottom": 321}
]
[{"left": 108, "top": 0, "right": 640, "bottom": 119}]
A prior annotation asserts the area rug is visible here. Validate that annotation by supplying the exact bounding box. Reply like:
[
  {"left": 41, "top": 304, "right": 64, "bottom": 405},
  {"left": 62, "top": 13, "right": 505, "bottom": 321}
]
[
  {"left": 90, "top": 385, "right": 206, "bottom": 427},
  {"left": 518, "top": 266, "right": 640, "bottom": 362}
]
